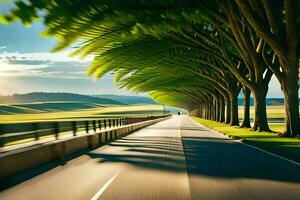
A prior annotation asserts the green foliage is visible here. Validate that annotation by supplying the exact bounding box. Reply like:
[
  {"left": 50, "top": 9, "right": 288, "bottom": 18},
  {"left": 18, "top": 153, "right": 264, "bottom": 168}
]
[
  {"left": 1, "top": 0, "right": 299, "bottom": 116},
  {"left": 1, "top": 1, "right": 234, "bottom": 109}
]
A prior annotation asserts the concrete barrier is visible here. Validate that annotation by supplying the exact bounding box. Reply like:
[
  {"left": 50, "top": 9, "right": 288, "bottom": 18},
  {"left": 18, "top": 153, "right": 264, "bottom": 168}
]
[{"left": 0, "top": 116, "right": 170, "bottom": 180}]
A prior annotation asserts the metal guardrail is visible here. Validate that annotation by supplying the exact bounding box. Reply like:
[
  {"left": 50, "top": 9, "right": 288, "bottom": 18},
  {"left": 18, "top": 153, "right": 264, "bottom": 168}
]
[{"left": 0, "top": 115, "right": 170, "bottom": 147}]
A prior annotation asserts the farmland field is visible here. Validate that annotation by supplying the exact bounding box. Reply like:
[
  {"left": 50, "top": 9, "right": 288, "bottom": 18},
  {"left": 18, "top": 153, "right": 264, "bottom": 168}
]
[
  {"left": 0, "top": 103, "right": 291, "bottom": 123},
  {"left": 0, "top": 102, "right": 167, "bottom": 123},
  {"left": 238, "top": 105, "right": 300, "bottom": 119},
  {"left": 0, "top": 103, "right": 288, "bottom": 148},
  {"left": 0, "top": 102, "right": 174, "bottom": 147}
]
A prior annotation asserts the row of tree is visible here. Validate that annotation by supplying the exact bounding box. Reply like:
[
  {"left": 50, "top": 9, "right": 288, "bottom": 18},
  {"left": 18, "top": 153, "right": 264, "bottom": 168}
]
[{"left": 2, "top": 0, "right": 299, "bottom": 136}]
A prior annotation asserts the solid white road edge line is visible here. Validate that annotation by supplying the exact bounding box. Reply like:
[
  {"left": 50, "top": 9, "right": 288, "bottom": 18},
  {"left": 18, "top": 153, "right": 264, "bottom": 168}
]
[
  {"left": 237, "top": 141, "right": 300, "bottom": 167},
  {"left": 91, "top": 171, "right": 120, "bottom": 200},
  {"left": 189, "top": 117, "right": 300, "bottom": 167}
]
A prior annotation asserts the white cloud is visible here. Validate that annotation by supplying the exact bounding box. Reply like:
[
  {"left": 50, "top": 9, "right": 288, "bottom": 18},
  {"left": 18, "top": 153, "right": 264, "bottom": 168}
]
[
  {"left": 0, "top": 58, "right": 48, "bottom": 77},
  {"left": 0, "top": 50, "right": 94, "bottom": 62},
  {"left": 0, "top": 50, "right": 93, "bottom": 79}
]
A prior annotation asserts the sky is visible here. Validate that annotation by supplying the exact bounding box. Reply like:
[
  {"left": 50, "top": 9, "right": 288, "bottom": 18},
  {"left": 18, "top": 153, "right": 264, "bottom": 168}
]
[
  {"left": 0, "top": 3, "right": 284, "bottom": 98},
  {"left": 0, "top": 2, "right": 141, "bottom": 96}
]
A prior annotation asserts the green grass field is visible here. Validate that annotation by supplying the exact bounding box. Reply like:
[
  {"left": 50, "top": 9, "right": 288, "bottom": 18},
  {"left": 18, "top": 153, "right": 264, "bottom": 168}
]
[
  {"left": 238, "top": 105, "right": 300, "bottom": 119},
  {"left": 0, "top": 102, "right": 287, "bottom": 122},
  {"left": 193, "top": 117, "right": 300, "bottom": 163},
  {"left": 0, "top": 103, "right": 289, "bottom": 148},
  {"left": 0, "top": 102, "right": 165, "bottom": 123},
  {"left": 0, "top": 102, "right": 168, "bottom": 147}
]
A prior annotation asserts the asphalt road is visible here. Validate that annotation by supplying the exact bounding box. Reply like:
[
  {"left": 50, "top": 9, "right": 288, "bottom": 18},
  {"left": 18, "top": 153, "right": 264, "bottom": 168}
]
[{"left": 1, "top": 116, "right": 300, "bottom": 200}]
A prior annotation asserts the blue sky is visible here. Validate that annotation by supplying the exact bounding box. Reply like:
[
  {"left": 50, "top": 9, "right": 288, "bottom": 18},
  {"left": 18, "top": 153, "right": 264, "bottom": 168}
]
[
  {"left": 0, "top": 3, "right": 284, "bottom": 97},
  {"left": 0, "top": 2, "right": 137, "bottom": 96}
]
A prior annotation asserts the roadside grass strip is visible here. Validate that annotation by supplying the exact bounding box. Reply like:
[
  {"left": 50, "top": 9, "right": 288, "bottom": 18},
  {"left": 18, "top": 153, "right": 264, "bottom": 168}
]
[{"left": 193, "top": 117, "right": 300, "bottom": 163}]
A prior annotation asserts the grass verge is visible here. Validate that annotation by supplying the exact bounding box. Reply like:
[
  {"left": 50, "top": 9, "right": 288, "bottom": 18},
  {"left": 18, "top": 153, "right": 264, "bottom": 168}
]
[{"left": 192, "top": 117, "right": 300, "bottom": 163}]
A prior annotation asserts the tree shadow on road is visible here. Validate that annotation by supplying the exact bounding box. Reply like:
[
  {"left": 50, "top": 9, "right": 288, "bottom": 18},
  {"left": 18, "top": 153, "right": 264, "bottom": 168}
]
[
  {"left": 87, "top": 136, "right": 300, "bottom": 184},
  {"left": 88, "top": 136, "right": 188, "bottom": 172},
  {"left": 182, "top": 137, "right": 300, "bottom": 182},
  {"left": 2, "top": 135, "right": 300, "bottom": 191}
]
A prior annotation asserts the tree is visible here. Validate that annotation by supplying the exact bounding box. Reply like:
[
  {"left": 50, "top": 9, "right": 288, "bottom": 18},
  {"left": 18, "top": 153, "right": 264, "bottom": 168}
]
[
  {"left": 234, "top": 0, "right": 300, "bottom": 136},
  {"left": 3, "top": 0, "right": 299, "bottom": 135}
]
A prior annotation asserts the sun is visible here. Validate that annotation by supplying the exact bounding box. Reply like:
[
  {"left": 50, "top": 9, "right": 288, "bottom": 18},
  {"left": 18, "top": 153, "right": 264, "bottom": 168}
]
[{"left": 0, "top": 59, "right": 13, "bottom": 74}]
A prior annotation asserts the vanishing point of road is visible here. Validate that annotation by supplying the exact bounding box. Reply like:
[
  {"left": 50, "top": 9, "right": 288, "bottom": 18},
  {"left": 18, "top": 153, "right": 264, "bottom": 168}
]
[{"left": 1, "top": 116, "right": 300, "bottom": 200}]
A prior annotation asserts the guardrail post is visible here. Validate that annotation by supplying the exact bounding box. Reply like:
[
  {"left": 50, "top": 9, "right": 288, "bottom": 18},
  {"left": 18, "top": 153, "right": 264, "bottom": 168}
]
[
  {"left": 98, "top": 120, "right": 101, "bottom": 130},
  {"left": 0, "top": 137, "right": 3, "bottom": 147},
  {"left": 98, "top": 132, "right": 102, "bottom": 143},
  {"left": 0, "top": 124, "right": 3, "bottom": 147},
  {"left": 34, "top": 123, "right": 39, "bottom": 141},
  {"left": 108, "top": 119, "right": 111, "bottom": 128},
  {"left": 93, "top": 120, "right": 96, "bottom": 132},
  {"left": 104, "top": 119, "right": 107, "bottom": 129},
  {"left": 85, "top": 121, "right": 89, "bottom": 133},
  {"left": 112, "top": 119, "right": 115, "bottom": 127},
  {"left": 105, "top": 131, "right": 108, "bottom": 141},
  {"left": 72, "top": 121, "right": 77, "bottom": 136},
  {"left": 54, "top": 122, "right": 59, "bottom": 140}
]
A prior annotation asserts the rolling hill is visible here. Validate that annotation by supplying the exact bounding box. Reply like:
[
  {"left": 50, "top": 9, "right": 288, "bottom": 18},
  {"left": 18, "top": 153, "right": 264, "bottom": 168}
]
[
  {"left": 0, "top": 92, "right": 293, "bottom": 116},
  {"left": 0, "top": 102, "right": 104, "bottom": 115},
  {"left": 0, "top": 92, "right": 125, "bottom": 105},
  {"left": 0, "top": 93, "right": 127, "bottom": 115}
]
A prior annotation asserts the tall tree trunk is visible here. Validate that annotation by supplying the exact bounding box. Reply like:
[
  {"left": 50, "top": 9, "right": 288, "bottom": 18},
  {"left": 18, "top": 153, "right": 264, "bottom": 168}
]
[
  {"left": 240, "top": 86, "right": 251, "bottom": 128},
  {"left": 281, "top": 0, "right": 300, "bottom": 137},
  {"left": 251, "top": 86, "right": 270, "bottom": 131},
  {"left": 281, "top": 71, "right": 300, "bottom": 137},
  {"left": 230, "top": 93, "right": 239, "bottom": 126},
  {"left": 225, "top": 96, "right": 231, "bottom": 124},
  {"left": 219, "top": 96, "right": 225, "bottom": 122},
  {"left": 196, "top": 107, "right": 200, "bottom": 117},
  {"left": 208, "top": 100, "right": 212, "bottom": 120},
  {"left": 207, "top": 101, "right": 210, "bottom": 120},
  {"left": 212, "top": 99, "right": 216, "bottom": 121},
  {"left": 211, "top": 99, "right": 215, "bottom": 120},
  {"left": 205, "top": 101, "right": 209, "bottom": 119},
  {"left": 199, "top": 106, "right": 202, "bottom": 118},
  {"left": 215, "top": 97, "right": 220, "bottom": 122},
  {"left": 226, "top": 76, "right": 241, "bottom": 126}
]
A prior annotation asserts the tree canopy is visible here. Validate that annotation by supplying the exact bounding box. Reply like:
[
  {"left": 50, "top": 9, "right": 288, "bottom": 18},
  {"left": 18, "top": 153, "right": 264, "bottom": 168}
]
[{"left": 1, "top": 0, "right": 299, "bottom": 136}]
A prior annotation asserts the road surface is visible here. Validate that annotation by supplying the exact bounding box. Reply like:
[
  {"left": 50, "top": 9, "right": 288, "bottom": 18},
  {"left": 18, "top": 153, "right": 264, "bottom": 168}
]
[{"left": 1, "top": 116, "right": 300, "bottom": 200}]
